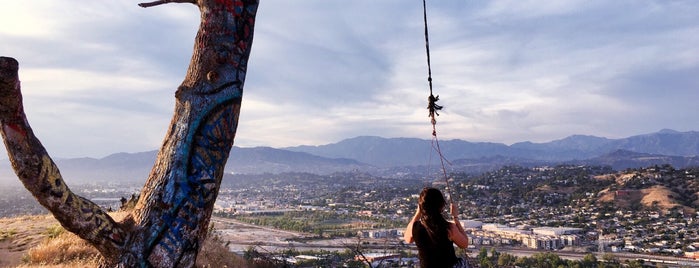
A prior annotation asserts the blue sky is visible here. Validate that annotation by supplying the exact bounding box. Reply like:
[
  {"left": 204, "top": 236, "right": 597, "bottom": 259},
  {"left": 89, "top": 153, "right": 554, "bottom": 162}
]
[{"left": 1, "top": 0, "right": 698, "bottom": 158}]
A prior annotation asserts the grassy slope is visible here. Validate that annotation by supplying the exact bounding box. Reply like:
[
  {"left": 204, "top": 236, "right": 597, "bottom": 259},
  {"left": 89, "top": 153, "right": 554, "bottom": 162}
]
[{"left": 0, "top": 212, "right": 259, "bottom": 268}]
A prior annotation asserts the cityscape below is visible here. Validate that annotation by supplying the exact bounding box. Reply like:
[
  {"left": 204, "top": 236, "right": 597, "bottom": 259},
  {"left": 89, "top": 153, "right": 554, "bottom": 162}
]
[{"left": 2, "top": 163, "right": 698, "bottom": 267}]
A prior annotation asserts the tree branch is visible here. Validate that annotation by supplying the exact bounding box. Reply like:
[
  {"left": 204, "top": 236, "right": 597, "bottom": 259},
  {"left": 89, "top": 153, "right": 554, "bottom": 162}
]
[
  {"left": 128, "top": 0, "right": 259, "bottom": 265},
  {"left": 0, "top": 56, "right": 127, "bottom": 260},
  {"left": 138, "top": 0, "right": 197, "bottom": 8},
  {"left": 342, "top": 238, "right": 375, "bottom": 268}
]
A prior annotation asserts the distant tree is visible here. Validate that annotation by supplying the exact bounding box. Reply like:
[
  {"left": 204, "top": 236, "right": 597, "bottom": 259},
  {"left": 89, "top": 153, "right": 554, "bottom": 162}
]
[
  {"left": 477, "top": 247, "right": 488, "bottom": 261},
  {"left": 478, "top": 247, "right": 493, "bottom": 267},
  {"left": 514, "top": 255, "right": 534, "bottom": 267},
  {"left": 342, "top": 237, "right": 375, "bottom": 268},
  {"left": 0, "top": 0, "right": 258, "bottom": 267},
  {"left": 489, "top": 247, "right": 500, "bottom": 263},
  {"left": 601, "top": 253, "right": 620, "bottom": 268},
  {"left": 581, "top": 253, "right": 598, "bottom": 268},
  {"left": 624, "top": 259, "right": 644, "bottom": 268},
  {"left": 529, "top": 252, "right": 565, "bottom": 268},
  {"left": 496, "top": 252, "right": 515, "bottom": 267}
]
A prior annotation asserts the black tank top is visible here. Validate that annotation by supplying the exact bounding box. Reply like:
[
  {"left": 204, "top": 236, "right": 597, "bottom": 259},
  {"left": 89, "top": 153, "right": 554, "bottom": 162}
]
[{"left": 413, "top": 221, "right": 457, "bottom": 268}]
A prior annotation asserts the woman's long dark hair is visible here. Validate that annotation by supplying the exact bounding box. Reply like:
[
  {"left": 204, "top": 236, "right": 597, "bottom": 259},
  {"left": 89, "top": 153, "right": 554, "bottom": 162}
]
[{"left": 418, "top": 187, "right": 449, "bottom": 242}]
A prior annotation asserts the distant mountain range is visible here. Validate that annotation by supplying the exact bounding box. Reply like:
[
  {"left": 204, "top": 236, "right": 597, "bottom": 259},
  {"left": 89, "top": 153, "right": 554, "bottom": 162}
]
[
  {"left": 285, "top": 129, "right": 699, "bottom": 165},
  {"left": 1, "top": 129, "right": 698, "bottom": 184}
]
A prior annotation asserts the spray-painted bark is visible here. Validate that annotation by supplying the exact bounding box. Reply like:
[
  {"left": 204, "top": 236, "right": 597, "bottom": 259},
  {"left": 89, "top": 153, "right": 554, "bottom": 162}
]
[{"left": 0, "top": 0, "right": 258, "bottom": 267}]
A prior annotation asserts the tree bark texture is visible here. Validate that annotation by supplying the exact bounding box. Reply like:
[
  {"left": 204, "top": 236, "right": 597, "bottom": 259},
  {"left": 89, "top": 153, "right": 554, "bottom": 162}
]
[{"left": 0, "top": 0, "right": 258, "bottom": 267}]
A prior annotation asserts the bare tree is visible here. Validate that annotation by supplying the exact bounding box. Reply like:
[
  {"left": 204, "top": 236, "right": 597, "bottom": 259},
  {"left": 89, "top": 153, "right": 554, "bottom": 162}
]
[
  {"left": 0, "top": 0, "right": 258, "bottom": 267},
  {"left": 342, "top": 236, "right": 375, "bottom": 268}
]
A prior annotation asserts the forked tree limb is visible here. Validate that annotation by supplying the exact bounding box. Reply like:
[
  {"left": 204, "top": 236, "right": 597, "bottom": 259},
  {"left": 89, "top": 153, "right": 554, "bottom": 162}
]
[
  {"left": 0, "top": 56, "right": 127, "bottom": 260},
  {"left": 138, "top": 0, "right": 197, "bottom": 8},
  {"left": 1, "top": 0, "right": 259, "bottom": 266}
]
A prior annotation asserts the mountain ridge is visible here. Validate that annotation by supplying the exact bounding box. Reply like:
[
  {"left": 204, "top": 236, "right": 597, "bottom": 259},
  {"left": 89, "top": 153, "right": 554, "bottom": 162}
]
[
  {"left": 285, "top": 129, "right": 699, "bottom": 164},
  {"left": 1, "top": 129, "right": 698, "bottom": 183}
]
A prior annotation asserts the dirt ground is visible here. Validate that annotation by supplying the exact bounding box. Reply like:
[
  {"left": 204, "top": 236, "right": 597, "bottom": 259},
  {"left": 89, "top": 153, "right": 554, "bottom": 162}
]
[
  {"left": 0, "top": 215, "right": 57, "bottom": 267},
  {"left": 211, "top": 217, "right": 313, "bottom": 253},
  {"left": 211, "top": 217, "right": 404, "bottom": 255}
]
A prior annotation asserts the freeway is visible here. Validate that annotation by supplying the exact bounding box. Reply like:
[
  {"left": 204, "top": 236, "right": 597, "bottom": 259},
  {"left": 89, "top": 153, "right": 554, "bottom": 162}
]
[{"left": 494, "top": 247, "right": 699, "bottom": 268}]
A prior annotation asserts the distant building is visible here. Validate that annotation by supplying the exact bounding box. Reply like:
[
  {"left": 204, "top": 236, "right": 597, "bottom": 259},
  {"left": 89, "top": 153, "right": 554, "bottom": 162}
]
[
  {"left": 357, "top": 229, "right": 399, "bottom": 239},
  {"left": 532, "top": 227, "right": 583, "bottom": 236},
  {"left": 357, "top": 210, "right": 373, "bottom": 216},
  {"left": 523, "top": 236, "right": 561, "bottom": 250},
  {"left": 239, "top": 209, "right": 296, "bottom": 215},
  {"left": 355, "top": 253, "right": 401, "bottom": 263},
  {"left": 472, "top": 225, "right": 582, "bottom": 250},
  {"left": 461, "top": 220, "right": 484, "bottom": 229}
]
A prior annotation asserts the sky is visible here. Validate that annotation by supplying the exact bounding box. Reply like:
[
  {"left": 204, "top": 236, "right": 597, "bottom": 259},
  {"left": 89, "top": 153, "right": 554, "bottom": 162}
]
[{"left": 1, "top": 0, "right": 698, "bottom": 158}]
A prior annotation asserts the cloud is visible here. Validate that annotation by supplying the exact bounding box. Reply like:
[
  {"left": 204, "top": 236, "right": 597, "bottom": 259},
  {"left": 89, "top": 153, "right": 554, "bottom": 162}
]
[
  {"left": 409, "top": 0, "right": 699, "bottom": 144},
  {"left": 248, "top": 1, "right": 405, "bottom": 108},
  {"left": 1, "top": 1, "right": 698, "bottom": 157},
  {"left": 0, "top": 1, "right": 200, "bottom": 157}
]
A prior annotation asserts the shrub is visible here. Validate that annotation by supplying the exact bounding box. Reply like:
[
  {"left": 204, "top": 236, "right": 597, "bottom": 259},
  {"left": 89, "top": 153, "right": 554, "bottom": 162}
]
[
  {"left": 0, "top": 228, "right": 17, "bottom": 241},
  {"left": 43, "top": 224, "right": 64, "bottom": 239}
]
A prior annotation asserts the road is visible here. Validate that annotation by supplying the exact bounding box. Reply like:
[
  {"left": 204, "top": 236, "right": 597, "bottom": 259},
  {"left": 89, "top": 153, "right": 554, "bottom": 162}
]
[{"left": 494, "top": 247, "right": 699, "bottom": 267}]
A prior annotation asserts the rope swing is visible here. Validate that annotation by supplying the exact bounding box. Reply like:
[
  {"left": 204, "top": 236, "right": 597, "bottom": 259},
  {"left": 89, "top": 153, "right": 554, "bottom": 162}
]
[
  {"left": 420, "top": 4, "right": 474, "bottom": 265},
  {"left": 421, "top": 0, "right": 453, "bottom": 203}
]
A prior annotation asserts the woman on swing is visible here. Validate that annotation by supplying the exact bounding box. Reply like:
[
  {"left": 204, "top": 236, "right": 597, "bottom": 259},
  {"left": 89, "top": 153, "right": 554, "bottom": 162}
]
[{"left": 404, "top": 187, "right": 469, "bottom": 268}]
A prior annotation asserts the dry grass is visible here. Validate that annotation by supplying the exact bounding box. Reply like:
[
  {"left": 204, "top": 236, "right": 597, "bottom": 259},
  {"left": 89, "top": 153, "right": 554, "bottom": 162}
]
[
  {"left": 640, "top": 185, "right": 691, "bottom": 213},
  {"left": 16, "top": 229, "right": 264, "bottom": 268},
  {"left": 593, "top": 174, "right": 617, "bottom": 181},
  {"left": 196, "top": 232, "right": 255, "bottom": 268},
  {"left": 19, "top": 228, "right": 101, "bottom": 267},
  {"left": 0, "top": 228, "right": 17, "bottom": 241},
  {"left": 597, "top": 188, "right": 614, "bottom": 203},
  {"left": 0, "top": 214, "right": 58, "bottom": 267},
  {"left": 597, "top": 184, "right": 693, "bottom": 214},
  {"left": 1, "top": 212, "right": 270, "bottom": 268}
]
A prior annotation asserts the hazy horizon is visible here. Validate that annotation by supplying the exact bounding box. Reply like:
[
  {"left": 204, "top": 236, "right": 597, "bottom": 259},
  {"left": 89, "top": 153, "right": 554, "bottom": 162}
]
[{"left": 0, "top": 128, "right": 695, "bottom": 160}]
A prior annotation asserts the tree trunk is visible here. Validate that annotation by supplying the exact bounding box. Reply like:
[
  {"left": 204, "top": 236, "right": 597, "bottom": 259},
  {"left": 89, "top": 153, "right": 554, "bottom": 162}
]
[{"left": 0, "top": 0, "right": 258, "bottom": 267}]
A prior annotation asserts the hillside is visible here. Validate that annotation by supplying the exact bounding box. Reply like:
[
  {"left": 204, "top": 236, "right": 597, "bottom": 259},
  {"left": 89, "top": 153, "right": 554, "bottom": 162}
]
[
  {"left": 596, "top": 186, "right": 689, "bottom": 214},
  {"left": 0, "top": 213, "right": 116, "bottom": 268},
  {"left": 595, "top": 171, "right": 690, "bottom": 212},
  {"left": 461, "top": 165, "right": 699, "bottom": 216},
  {"left": 0, "top": 213, "right": 266, "bottom": 268},
  {"left": 587, "top": 167, "right": 697, "bottom": 214}
]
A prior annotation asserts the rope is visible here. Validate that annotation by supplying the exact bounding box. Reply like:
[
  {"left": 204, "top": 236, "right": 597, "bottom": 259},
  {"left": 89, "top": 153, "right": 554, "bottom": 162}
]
[
  {"left": 422, "top": 3, "right": 472, "bottom": 263},
  {"left": 422, "top": 0, "right": 451, "bottom": 202},
  {"left": 423, "top": 0, "right": 443, "bottom": 130}
]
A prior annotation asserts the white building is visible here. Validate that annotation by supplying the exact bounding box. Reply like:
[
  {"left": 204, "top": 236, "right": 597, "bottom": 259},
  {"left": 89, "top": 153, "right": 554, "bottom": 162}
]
[{"left": 532, "top": 227, "right": 583, "bottom": 236}]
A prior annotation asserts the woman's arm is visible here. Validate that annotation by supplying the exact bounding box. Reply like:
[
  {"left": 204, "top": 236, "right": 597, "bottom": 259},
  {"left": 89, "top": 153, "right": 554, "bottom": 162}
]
[
  {"left": 448, "top": 203, "right": 469, "bottom": 248},
  {"left": 403, "top": 206, "right": 421, "bottom": 243}
]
